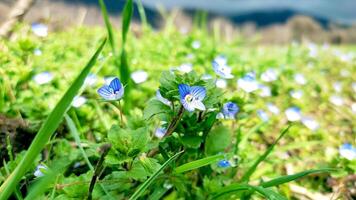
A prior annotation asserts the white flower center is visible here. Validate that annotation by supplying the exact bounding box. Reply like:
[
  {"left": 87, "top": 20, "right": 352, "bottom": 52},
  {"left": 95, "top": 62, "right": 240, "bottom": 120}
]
[{"left": 185, "top": 94, "right": 194, "bottom": 103}]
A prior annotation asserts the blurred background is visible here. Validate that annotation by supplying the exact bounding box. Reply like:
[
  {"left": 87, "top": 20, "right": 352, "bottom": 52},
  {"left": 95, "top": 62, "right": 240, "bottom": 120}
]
[{"left": 1, "top": 0, "right": 356, "bottom": 44}]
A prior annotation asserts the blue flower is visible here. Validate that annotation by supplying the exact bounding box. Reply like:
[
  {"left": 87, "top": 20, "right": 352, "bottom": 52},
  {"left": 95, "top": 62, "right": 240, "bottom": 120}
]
[
  {"left": 339, "top": 143, "right": 356, "bottom": 160},
  {"left": 31, "top": 23, "right": 48, "bottom": 37},
  {"left": 257, "top": 109, "right": 269, "bottom": 122},
  {"left": 267, "top": 103, "right": 280, "bottom": 115},
  {"left": 301, "top": 116, "right": 319, "bottom": 131},
  {"left": 237, "top": 73, "right": 259, "bottom": 93},
  {"left": 178, "top": 84, "right": 206, "bottom": 112},
  {"left": 289, "top": 90, "right": 303, "bottom": 99},
  {"left": 217, "top": 160, "right": 231, "bottom": 168},
  {"left": 222, "top": 102, "right": 239, "bottom": 119},
  {"left": 212, "top": 56, "right": 233, "bottom": 79},
  {"left": 34, "top": 164, "right": 47, "bottom": 178},
  {"left": 285, "top": 107, "right": 302, "bottom": 122},
  {"left": 260, "top": 68, "right": 278, "bottom": 82},
  {"left": 155, "top": 127, "right": 167, "bottom": 138},
  {"left": 33, "top": 71, "right": 53, "bottom": 85},
  {"left": 97, "top": 77, "right": 124, "bottom": 101}
]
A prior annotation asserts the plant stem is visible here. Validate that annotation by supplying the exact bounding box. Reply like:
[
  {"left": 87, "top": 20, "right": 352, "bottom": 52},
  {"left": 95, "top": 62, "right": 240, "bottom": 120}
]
[
  {"left": 164, "top": 105, "right": 185, "bottom": 137},
  {"left": 87, "top": 143, "right": 111, "bottom": 200},
  {"left": 147, "top": 106, "right": 185, "bottom": 157},
  {"left": 118, "top": 100, "right": 124, "bottom": 126}
]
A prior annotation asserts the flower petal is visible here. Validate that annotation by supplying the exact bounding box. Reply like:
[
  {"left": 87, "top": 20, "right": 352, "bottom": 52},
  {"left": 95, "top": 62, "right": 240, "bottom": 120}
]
[
  {"left": 190, "top": 86, "right": 206, "bottom": 101},
  {"left": 181, "top": 99, "right": 195, "bottom": 112},
  {"left": 178, "top": 84, "right": 190, "bottom": 99},
  {"left": 97, "top": 85, "right": 115, "bottom": 100},
  {"left": 109, "top": 78, "right": 122, "bottom": 92},
  {"left": 192, "top": 100, "right": 206, "bottom": 111}
]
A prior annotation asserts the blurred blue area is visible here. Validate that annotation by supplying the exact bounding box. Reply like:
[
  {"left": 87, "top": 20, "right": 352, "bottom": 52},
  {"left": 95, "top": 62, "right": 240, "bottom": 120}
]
[{"left": 60, "top": 0, "right": 356, "bottom": 26}]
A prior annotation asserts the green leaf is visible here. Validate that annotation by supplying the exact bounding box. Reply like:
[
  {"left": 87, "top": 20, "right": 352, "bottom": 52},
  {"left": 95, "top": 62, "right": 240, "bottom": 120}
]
[
  {"left": 25, "top": 159, "right": 70, "bottom": 200},
  {"left": 143, "top": 99, "right": 171, "bottom": 120},
  {"left": 65, "top": 114, "right": 93, "bottom": 170},
  {"left": 0, "top": 38, "right": 106, "bottom": 200},
  {"left": 181, "top": 135, "right": 202, "bottom": 149},
  {"left": 122, "top": 0, "right": 133, "bottom": 45},
  {"left": 260, "top": 168, "right": 336, "bottom": 188},
  {"left": 213, "top": 184, "right": 287, "bottom": 200},
  {"left": 108, "top": 125, "right": 148, "bottom": 157},
  {"left": 205, "top": 125, "right": 231, "bottom": 155},
  {"left": 99, "top": 0, "right": 116, "bottom": 54},
  {"left": 174, "top": 154, "right": 225, "bottom": 174},
  {"left": 239, "top": 122, "right": 266, "bottom": 150},
  {"left": 129, "top": 151, "right": 184, "bottom": 200},
  {"left": 108, "top": 125, "right": 132, "bottom": 154},
  {"left": 240, "top": 125, "right": 292, "bottom": 183}
]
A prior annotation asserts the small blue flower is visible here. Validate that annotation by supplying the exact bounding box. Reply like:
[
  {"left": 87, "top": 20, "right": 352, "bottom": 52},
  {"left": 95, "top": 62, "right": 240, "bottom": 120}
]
[
  {"left": 155, "top": 127, "right": 167, "bottom": 138},
  {"left": 212, "top": 56, "right": 233, "bottom": 79},
  {"left": 216, "top": 79, "right": 227, "bottom": 88},
  {"left": 257, "top": 109, "right": 269, "bottom": 122},
  {"left": 84, "top": 73, "right": 97, "bottom": 87},
  {"left": 131, "top": 70, "right": 148, "bottom": 84},
  {"left": 259, "top": 84, "right": 271, "bottom": 97},
  {"left": 97, "top": 77, "right": 124, "bottom": 101},
  {"left": 285, "top": 107, "right": 302, "bottom": 121},
  {"left": 339, "top": 143, "right": 356, "bottom": 160},
  {"left": 33, "top": 71, "right": 53, "bottom": 85},
  {"left": 178, "top": 84, "right": 206, "bottom": 112},
  {"left": 260, "top": 68, "right": 278, "bottom": 82},
  {"left": 289, "top": 90, "right": 303, "bottom": 99},
  {"left": 294, "top": 73, "right": 307, "bottom": 85},
  {"left": 31, "top": 23, "right": 48, "bottom": 37},
  {"left": 217, "top": 160, "right": 231, "bottom": 168},
  {"left": 222, "top": 102, "right": 239, "bottom": 119},
  {"left": 267, "top": 103, "right": 280, "bottom": 115},
  {"left": 34, "top": 164, "right": 47, "bottom": 178},
  {"left": 237, "top": 73, "right": 259, "bottom": 93},
  {"left": 301, "top": 116, "right": 319, "bottom": 131}
]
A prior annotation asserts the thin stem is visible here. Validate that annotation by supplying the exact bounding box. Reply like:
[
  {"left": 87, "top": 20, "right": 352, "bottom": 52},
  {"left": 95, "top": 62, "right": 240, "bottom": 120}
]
[
  {"left": 147, "top": 106, "right": 185, "bottom": 157},
  {"left": 118, "top": 100, "right": 124, "bottom": 126},
  {"left": 164, "top": 106, "right": 185, "bottom": 137},
  {"left": 87, "top": 144, "right": 111, "bottom": 200}
]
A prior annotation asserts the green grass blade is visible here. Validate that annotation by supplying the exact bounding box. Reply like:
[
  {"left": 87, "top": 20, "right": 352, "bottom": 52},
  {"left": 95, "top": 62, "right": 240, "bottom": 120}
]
[
  {"left": 64, "top": 114, "right": 115, "bottom": 199},
  {"left": 2, "top": 160, "right": 23, "bottom": 200},
  {"left": 0, "top": 38, "right": 107, "bottom": 200},
  {"left": 213, "top": 184, "right": 250, "bottom": 199},
  {"left": 240, "top": 125, "right": 292, "bottom": 183},
  {"left": 213, "top": 184, "right": 287, "bottom": 200},
  {"left": 122, "top": 0, "right": 133, "bottom": 45},
  {"left": 239, "top": 122, "right": 266, "bottom": 150},
  {"left": 129, "top": 151, "right": 184, "bottom": 200},
  {"left": 120, "top": 0, "right": 133, "bottom": 112},
  {"left": 260, "top": 168, "right": 336, "bottom": 188},
  {"left": 65, "top": 114, "right": 94, "bottom": 170},
  {"left": 137, "top": 0, "right": 148, "bottom": 28},
  {"left": 250, "top": 186, "right": 287, "bottom": 200},
  {"left": 98, "top": 0, "right": 117, "bottom": 54},
  {"left": 24, "top": 159, "right": 69, "bottom": 200},
  {"left": 174, "top": 154, "right": 225, "bottom": 174}
]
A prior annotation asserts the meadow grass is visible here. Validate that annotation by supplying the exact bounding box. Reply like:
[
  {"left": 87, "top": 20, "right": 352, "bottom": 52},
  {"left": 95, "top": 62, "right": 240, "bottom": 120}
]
[{"left": 0, "top": 18, "right": 355, "bottom": 199}]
